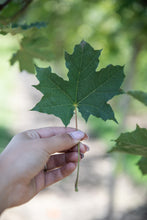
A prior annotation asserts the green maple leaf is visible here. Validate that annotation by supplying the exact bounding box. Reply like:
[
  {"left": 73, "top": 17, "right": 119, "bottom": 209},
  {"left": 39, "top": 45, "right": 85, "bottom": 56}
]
[
  {"left": 111, "top": 125, "right": 147, "bottom": 157},
  {"left": 32, "top": 41, "right": 125, "bottom": 126},
  {"left": 137, "top": 157, "right": 147, "bottom": 175}
]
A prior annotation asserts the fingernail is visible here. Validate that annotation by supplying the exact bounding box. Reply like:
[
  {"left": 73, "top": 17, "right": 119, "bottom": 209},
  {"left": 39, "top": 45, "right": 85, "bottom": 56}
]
[
  {"left": 84, "top": 134, "right": 89, "bottom": 140},
  {"left": 86, "top": 145, "right": 90, "bottom": 151},
  {"left": 68, "top": 131, "right": 85, "bottom": 140}
]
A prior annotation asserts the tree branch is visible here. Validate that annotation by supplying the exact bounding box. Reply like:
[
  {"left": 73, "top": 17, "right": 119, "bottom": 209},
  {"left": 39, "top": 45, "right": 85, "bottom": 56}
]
[{"left": 0, "top": 0, "right": 12, "bottom": 10}]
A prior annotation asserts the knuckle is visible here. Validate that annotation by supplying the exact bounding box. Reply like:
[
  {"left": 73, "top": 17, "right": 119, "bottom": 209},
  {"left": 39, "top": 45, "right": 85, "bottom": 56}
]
[
  {"left": 25, "top": 130, "right": 40, "bottom": 139},
  {"left": 62, "top": 133, "right": 75, "bottom": 146}
]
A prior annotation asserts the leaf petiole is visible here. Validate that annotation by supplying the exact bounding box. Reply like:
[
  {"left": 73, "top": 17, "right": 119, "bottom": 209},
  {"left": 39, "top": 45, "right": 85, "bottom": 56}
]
[
  {"left": 75, "top": 142, "right": 80, "bottom": 192},
  {"left": 74, "top": 105, "right": 80, "bottom": 191}
]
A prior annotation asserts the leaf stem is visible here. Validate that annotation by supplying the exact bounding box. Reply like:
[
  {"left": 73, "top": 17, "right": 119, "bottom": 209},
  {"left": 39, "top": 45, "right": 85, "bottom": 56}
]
[
  {"left": 75, "top": 105, "right": 78, "bottom": 130},
  {"left": 74, "top": 106, "right": 80, "bottom": 191},
  {"left": 75, "top": 142, "right": 80, "bottom": 192}
]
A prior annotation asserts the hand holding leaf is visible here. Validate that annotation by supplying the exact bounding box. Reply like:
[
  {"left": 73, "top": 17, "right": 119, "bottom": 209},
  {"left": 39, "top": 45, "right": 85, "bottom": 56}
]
[{"left": 32, "top": 41, "right": 125, "bottom": 190}]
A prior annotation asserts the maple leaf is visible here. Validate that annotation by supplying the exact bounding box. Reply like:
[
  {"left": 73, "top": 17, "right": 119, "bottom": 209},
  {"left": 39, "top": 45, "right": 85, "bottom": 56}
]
[
  {"left": 32, "top": 41, "right": 125, "bottom": 126},
  {"left": 111, "top": 125, "right": 147, "bottom": 157}
]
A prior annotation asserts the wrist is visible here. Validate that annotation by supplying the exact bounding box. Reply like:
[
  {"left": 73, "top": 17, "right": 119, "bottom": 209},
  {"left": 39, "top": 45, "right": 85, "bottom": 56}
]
[{"left": 0, "top": 153, "right": 10, "bottom": 214}]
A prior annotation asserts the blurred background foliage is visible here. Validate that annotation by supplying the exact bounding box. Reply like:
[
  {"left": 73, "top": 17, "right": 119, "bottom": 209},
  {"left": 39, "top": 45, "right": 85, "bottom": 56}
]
[{"left": 0, "top": 0, "right": 147, "bottom": 184}]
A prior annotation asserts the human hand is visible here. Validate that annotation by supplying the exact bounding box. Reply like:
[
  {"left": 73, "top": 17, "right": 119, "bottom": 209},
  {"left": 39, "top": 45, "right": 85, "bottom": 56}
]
[{"left": 0, "top": 127, "right": 89, "bottom": 213}]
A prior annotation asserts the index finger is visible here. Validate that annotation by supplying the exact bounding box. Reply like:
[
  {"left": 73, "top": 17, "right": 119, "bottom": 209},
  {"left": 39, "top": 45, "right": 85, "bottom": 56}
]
[{"left": 35, "top": 127, "right": 76, "bottom": 138}]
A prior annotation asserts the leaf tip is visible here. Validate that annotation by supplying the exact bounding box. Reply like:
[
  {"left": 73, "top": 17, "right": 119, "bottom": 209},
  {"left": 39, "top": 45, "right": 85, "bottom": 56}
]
[
  {"left": 34, "top": 64, "right": 40, "bottom": 73},
  {"left": 136, "top": 124, "right": 140, "bottom": 129},
  {"left": 111, "top": 114, "right": 118, "bottom": 124},
  {"left": 80, "top": 40, "right": 87, "bottom": 48}
]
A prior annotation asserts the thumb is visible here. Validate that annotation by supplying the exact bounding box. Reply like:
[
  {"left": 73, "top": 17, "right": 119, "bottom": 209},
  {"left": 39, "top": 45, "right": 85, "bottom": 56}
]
[{"left": 36, "top": 130, "right": 87, "bottom": 155}]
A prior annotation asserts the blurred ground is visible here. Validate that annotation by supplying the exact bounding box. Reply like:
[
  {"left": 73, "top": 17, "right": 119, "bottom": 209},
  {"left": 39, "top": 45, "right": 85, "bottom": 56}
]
[{"left": 1, "top": 72, "right": 147, "bottom": 220}]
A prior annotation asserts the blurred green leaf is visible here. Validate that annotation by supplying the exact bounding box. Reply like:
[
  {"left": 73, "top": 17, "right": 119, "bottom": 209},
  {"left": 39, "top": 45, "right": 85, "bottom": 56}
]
[
  {"left": 111, "top": 125, "right": 147, "bottom": 157},
  {"left": 12, "top": 21, "right": 47, "bottom": 30},
  {"left": 128, "top": 90, "right": 147, "bottom": 106},
  {"left": 10, "top": 32, "right": 53, "bottom": 73},
  {"left": 0, "top": 21, "right": 47, "bottom": 35},
  {"left": 10, "top": 49, "right": 35, "bottom": 73},
  {"left": 137, "top": 157, "right": 147, "bottom": 175}
]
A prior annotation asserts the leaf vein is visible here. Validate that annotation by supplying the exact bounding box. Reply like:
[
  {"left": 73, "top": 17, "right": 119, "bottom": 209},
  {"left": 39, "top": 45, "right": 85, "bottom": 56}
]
[
  {"left": 78, "top": 72, "right": 116, "bottom": 103},
  {"left": 39, "top": 78, "right": 73, "bottom": 103}
]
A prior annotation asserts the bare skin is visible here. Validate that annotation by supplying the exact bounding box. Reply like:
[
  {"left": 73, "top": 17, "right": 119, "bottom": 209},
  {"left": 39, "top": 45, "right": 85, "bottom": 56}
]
[{"left": 0, "top": 127, "right": 89, "bottom": 214}]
